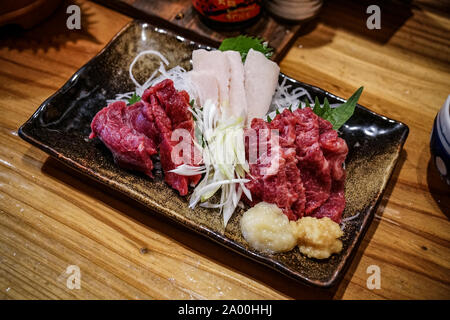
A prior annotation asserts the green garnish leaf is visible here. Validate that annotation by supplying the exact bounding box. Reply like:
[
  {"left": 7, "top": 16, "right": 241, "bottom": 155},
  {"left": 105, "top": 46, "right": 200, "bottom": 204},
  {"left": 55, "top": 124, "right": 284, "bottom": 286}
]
[
  {"left": 313, "top": 96, "right": 321, "bottom": 114},
  {"left": 267, "top": 115, "right": 272, "bottom": 123},
  {"left": 127, "top": 93, "right": 141, "bottom": 105},
  {"left": 303, "top": 98, "right": 311, "bottom": 108},
  {"left": 218, "top": 35, "right": 273, "bottom": 62},
  {"left": 276, "top": 109, "right": 280, "bottom": 115},
  {"left": 313, "top": 97, "right": 331, "bottom": 119},
  {"left": 312, "top": 87, "right": 364, "bottom": 130}
]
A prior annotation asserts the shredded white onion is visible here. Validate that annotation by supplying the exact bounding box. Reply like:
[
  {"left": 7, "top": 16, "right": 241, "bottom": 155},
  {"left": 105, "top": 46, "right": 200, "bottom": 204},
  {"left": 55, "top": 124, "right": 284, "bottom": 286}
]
[
  {"left": 341, "top": 211, "right": 361, "bottom": 230},
  {"left": 169, "top": 164, "right": 207, "bottom": 176},
  {"left": 269, "top": 77, "right": 312, "bottom": 112},
  {"left": 129, "top": 50, "right": 168, "bottom": 79},
  {"left": 342, "top": 211, "right": 361, "bottom": 223},
  {"left": 187, "top": 99, "right": 251, "bottom": 227},
  {"left": 107, "top": 50, "right": 196, "bottom": 104}
]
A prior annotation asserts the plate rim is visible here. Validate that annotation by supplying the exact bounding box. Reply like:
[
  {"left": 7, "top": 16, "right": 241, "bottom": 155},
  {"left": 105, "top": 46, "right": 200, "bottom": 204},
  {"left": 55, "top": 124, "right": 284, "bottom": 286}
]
[{"left": 18, "top": 19, "right": 410, "bottom": 288}]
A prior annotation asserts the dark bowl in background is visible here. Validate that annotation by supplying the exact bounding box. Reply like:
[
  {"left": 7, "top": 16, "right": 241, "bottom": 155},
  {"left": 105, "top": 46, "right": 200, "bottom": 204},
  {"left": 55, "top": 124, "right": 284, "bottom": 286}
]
[{"left": 0, "top": 0, "right": 62, "bottom": 29}]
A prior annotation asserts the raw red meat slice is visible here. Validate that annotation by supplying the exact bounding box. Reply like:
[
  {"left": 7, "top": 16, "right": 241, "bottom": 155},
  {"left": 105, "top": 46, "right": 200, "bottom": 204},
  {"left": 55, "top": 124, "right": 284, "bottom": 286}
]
[
  {"left": 245, "top": 107, "right": 347, "bottom": 223},
  {"left": 270, "top": 109, "right": 297, "bottom": 147},
  {"left": 143, "top": 79, "right": 194, "bottom": 133},
  {"left": 270, "top": 108, "right": 332, "bottom": 215},
  {"left": 89, "top": 101, "right": 158, "bottom": 178},
  {"left": 312, "top": 180, "right": 346, "bottom": 223},
  {"left": 312, "top": 117, "right": 348, "bottom": 223},
  {"left": 244, "top": 118, "right": 304, "bottom": 220},
  {"left": 284, "top": 147, "right": 306, "bottom": 218},
  {"left": 142, "top": 79, "right": 201, "bottom": 195},
  {"left": 90, "top": 80, "right": 201, "bottom": 196},
  {"left": 271, "top": 110, "right": 308, "bottom": 217},
  {"left": 123, "top": 101, "right": 160, "bottom": 143},
  {"left": 318, "top": 118, "right": 348, "bottom": 181},
  {"left": 292, "top": 108, "right": 332, "bottom": 214},
  {"left": 147, "top": 93, "right": 189, "bottom": 195}
]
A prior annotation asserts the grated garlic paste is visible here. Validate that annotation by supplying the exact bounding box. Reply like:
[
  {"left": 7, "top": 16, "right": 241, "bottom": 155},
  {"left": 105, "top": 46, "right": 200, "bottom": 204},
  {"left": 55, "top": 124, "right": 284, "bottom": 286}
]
[{"left": 240, "top": 202, "right": 343, "bottom": 259}]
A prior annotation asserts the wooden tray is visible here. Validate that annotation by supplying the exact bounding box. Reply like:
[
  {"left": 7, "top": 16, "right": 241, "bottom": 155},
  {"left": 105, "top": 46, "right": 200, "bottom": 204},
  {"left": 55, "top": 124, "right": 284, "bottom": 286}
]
[{"left": 93, "top": 0, "right": 303, "bottom": 62}]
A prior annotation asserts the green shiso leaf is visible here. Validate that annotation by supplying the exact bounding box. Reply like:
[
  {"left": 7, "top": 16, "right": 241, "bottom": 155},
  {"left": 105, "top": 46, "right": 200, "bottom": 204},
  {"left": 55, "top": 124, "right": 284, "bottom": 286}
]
[
  {"left": 303, "top": 97, "right": 311, "bottom": 108},
  {"left": 311, "top": 87, "right": 364, "bottom": 130},
  {"left": 218, "top": 35, "right": 273, "bottom": 62}
]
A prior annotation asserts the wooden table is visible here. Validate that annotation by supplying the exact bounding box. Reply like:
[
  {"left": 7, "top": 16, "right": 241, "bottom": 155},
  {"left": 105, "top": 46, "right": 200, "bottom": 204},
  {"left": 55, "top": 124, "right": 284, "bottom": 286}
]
[{"left": 0, "top": 0, "right": 449, "bottom": 300}]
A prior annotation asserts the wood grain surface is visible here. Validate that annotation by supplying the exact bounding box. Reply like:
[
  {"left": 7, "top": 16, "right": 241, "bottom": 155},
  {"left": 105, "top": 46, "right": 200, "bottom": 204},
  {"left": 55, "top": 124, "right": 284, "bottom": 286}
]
[{"left": 0, "top": 0, "right": 449, "bottom": 300}]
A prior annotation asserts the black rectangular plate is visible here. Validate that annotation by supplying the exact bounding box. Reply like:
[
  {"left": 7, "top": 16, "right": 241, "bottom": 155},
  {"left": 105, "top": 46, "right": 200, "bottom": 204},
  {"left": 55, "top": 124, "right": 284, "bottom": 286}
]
[{"left": 19, "top": 20, "right": 409, "bottom": 288}]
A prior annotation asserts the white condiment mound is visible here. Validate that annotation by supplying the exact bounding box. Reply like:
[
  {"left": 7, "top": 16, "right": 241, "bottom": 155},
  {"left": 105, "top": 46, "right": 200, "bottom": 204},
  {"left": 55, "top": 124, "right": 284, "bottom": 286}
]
[{"left": 240, "top": 202, "right": 297, "bottom": 253}]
